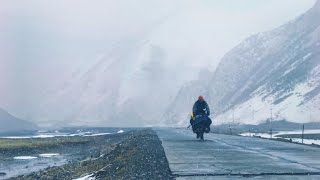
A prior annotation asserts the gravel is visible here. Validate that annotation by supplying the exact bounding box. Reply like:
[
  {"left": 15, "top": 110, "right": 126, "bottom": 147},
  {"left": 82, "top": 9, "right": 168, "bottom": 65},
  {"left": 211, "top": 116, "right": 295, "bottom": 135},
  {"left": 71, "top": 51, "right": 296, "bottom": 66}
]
[
  {"left": 9, "top": 129, "right": 173, "bottom": 180},
  {"left": 94, "top": 129, "right": 173, "bottom": 180}
]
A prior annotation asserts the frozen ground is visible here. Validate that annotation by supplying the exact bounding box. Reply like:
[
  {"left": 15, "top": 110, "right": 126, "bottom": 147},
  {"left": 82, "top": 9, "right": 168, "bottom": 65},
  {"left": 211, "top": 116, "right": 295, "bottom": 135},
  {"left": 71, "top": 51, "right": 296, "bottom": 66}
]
[
  {"left": 241, "top": 129, "right": 320, "bottom": 145},
  {"left": 155, "top": 128, "right": 320, "bottom": 179}
]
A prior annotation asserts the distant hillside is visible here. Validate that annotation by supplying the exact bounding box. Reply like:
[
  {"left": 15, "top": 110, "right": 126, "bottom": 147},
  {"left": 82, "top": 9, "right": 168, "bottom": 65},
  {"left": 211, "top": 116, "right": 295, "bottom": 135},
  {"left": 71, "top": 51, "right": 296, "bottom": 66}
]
[
  {"left": 164, "top": 0, "right": 320, "bottom": 126},
  {"left": 0, "top": 108, "right": 37, "bottom": 133},
  {"left": 213, "top": 120, "right": 320, "bottom": 135}
]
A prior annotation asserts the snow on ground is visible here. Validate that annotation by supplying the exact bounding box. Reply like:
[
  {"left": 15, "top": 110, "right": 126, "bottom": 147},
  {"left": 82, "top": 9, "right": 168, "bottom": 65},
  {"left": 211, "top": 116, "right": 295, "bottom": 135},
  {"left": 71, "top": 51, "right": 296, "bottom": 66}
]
[
  {"left": 117, "top": 130, "right": 124, "bottom": 133},
  {"left": 83, "top": 133, "right": 111, "bottom": 137},
  {"left": 215, "top": 65, "right": 320, "bottom": 125},
  {"left": 294, "top": 138, "right": 320, "bottom": 145},
  {"left": 13, "top": 156, "right": 38, "bottom": 160},
  {"left": 13, "top": 154, "right": 60, "bottom": 160},
  {"left": 32, "top": 135, "right": 56, "bottom": 138},
  {"left": 214, "top": 93, "right": 274, "bottom": 125},
  {"left": 241, "top": 129, "right": 320, "bottom": 145},
  {"left": 241, "top": 129, "right": 320, "bottom": 138},
  {"left": 73, "top": 174, "right": 95, "bottom": 180},
  {"left": 39, "top": 153, "right": 60, "bottom": 158}
]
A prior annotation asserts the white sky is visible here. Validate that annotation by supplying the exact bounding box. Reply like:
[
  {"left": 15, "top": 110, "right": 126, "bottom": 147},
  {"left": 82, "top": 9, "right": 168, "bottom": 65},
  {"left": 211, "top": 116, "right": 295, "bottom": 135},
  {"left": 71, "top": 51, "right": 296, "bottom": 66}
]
[{"left": 0, "top": 0, "right": 317, "bottom": 111}]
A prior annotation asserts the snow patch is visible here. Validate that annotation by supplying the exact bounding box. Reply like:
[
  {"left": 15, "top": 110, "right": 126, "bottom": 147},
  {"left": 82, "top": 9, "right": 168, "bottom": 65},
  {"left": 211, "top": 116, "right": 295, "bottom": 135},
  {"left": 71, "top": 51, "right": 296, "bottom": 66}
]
[
  {"left": 33, "top": 135, "right": 56, "bottom": 138},
  {"left": 303, "top": 53, "right": 312, "bottom": 60},
  {"left": 39, "top": 153, "right": 60, "bottom": 158},
  {"left": 215, "top": 65, "right": 320, "bottom": 124},
  {"left": 117, "top": 130, "right": 124, "bottom": 133},
  {"left": 14, "top": 156, "right": 38, "bottom": 160},
  {"left": 241, "top": 129, "right": 320, "bottom": 145},
  {"left": 83, "top": 133, "right": 111, "bottom": 137},
  {"left": 73, "top": 174, "right": 95, "bottom": 180}
]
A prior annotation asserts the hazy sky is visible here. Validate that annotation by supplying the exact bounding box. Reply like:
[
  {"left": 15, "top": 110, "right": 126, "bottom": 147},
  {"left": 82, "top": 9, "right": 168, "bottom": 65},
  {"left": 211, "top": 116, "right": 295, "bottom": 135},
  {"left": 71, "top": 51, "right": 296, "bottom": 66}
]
[{"left": 0, "top": 0, "right": 317, "bottom": 113}]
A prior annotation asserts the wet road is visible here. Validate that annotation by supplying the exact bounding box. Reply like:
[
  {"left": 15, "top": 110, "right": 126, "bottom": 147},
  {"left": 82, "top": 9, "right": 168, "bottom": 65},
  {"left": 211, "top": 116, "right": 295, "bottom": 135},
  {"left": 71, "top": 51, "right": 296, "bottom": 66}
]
[{"left": 155, "top": 128, "right": 320, "bottom": 179}]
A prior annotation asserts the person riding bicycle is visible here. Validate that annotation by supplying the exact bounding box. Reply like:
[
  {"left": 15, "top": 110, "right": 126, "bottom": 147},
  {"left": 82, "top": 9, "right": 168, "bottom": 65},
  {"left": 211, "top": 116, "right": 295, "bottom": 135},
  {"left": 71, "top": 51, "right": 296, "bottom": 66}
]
[{"left": 190, "top": 96, "right": 212, "bottom": 138}]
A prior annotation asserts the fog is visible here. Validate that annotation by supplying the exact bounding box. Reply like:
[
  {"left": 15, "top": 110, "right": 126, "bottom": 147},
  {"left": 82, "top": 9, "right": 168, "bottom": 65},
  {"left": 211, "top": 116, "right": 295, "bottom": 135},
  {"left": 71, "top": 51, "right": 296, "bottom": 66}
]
[{"left": 0, "top": 0, "right": 316, "bottom": 127}]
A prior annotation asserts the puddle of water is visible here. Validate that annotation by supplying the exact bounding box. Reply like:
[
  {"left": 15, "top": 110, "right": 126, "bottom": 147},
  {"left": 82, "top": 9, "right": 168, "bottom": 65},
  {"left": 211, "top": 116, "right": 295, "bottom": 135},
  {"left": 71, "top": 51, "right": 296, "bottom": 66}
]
[
  {"left": 1, "top": 154, "right": 68, "bottom": 179},
  {"left": 1, "top": 131, "right": 117, "bottom": 139}
]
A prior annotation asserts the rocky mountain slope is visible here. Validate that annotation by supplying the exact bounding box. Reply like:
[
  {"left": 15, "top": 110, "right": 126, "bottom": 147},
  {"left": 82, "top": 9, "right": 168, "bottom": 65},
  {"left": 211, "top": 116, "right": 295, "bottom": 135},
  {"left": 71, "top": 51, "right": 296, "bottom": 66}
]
[{"left": 164, "top": 0, "right": 320, "bottom": 126}]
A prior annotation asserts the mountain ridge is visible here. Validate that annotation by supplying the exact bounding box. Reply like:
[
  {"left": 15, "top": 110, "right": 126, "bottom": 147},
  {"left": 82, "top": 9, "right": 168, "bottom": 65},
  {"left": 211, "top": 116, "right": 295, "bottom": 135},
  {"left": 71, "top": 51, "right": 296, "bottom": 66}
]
[{"left": 163, "top": 0, "right": 320, "bottom": 126}]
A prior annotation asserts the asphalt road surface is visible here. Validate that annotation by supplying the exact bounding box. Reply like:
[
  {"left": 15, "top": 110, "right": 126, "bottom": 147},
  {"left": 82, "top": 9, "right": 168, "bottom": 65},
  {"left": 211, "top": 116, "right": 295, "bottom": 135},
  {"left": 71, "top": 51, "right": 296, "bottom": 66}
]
[{"left": 155, "top": 128, "right": 320, "bottom": 179}]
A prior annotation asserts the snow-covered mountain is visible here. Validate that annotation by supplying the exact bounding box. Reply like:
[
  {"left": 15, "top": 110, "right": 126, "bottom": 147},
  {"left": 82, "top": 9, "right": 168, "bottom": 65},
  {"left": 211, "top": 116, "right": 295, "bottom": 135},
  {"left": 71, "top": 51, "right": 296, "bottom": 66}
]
[
  {"left": 164, "top": 0, "right": 320, "bottom": 126},
  {"left": 0, "top": 108, "right": 37, "bottom": 133}
]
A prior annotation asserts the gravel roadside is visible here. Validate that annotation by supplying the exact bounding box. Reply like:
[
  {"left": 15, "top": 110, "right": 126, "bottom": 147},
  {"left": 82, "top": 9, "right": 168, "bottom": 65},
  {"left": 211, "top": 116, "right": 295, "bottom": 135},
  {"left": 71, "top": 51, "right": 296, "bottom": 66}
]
[
  {"left": 94, "top": 129, "right": 173, "bottom": 180},
  {"left": 9, "top": 129, "right": 173, "bottom": 180}
]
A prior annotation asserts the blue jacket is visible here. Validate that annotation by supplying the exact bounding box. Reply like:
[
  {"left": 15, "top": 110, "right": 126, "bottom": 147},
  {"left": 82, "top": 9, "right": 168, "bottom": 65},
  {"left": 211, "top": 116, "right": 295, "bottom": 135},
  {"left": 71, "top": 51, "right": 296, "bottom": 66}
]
[{"left": 192, "top": 100, "right": 210, "bottom": 116}]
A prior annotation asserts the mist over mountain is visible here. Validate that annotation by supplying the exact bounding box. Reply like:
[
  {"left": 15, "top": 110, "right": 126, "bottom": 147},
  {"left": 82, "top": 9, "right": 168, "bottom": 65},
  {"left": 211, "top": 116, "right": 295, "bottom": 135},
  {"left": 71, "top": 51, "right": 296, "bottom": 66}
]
[
  {"left": 0, "top": 0, "right": 317, "bottom": 128},
  {"left": 34, "top": 40, "right": 206, "bottom": 127},
  {"left": 0, "top": 108, "right": 37, "bottom": 133},
  {"left": 164, "top": 0, "right": 320, "bottom": 126}
]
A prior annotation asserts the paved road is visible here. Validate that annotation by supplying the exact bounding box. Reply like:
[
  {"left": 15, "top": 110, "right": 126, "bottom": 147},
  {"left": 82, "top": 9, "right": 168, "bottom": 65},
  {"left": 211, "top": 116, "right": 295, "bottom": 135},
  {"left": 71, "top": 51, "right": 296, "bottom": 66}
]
[{"left": 155, "top": 128, "right": 320, "bottom": 179}]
